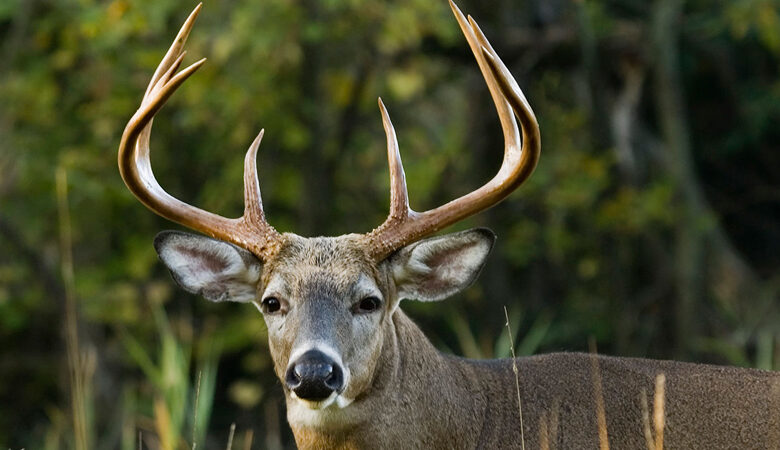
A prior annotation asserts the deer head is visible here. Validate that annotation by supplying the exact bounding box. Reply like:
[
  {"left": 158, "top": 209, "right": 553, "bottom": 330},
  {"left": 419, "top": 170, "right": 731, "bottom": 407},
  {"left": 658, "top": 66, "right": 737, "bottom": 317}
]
[{"left": 118, "top": 0, "right": 539, "bottom": 415}]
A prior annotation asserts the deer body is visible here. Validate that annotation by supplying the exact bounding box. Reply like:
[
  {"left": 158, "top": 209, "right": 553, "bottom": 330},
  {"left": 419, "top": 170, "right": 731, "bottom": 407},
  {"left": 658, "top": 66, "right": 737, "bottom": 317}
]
[
  {"left": 119, "top": 2, "right": 779, "bottom": 448},
  {"left": 290, "top": 309, "right": 779, "bottom": 449},
  {"left": 153, "top": 231, "right": 780, "bottom": 449}
]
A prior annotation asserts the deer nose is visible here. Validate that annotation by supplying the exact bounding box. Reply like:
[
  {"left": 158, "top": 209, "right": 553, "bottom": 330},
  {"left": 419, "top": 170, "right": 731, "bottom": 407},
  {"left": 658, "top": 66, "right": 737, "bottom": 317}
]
[{"left": 285, "top": 350, "right": 344, "bottom": 401}]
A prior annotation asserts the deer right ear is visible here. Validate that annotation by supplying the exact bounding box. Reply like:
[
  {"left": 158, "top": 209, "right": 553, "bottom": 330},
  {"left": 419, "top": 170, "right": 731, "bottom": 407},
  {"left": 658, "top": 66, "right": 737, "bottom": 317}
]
[
  {"left": 389, "top": 228, "right": 495, "bottom": 303},
  {"left": 154, "top": 231, "right": 262, "bottom": 303}
]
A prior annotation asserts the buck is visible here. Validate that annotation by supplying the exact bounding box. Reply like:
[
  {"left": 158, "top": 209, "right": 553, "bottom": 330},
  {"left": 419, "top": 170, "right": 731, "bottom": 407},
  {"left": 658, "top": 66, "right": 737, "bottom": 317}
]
[{"left": 119, "top": 2, "right": 780, "bottom": 448}]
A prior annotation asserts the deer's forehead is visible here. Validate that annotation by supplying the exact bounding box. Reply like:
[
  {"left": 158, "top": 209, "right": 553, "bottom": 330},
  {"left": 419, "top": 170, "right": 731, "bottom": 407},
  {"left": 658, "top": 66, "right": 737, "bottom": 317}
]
[
  {"left": 276, "top": 235, "right": 369, "bottom": 262},
  {"left": 263, "top": 235, "right": 379, "bottom": 290}
]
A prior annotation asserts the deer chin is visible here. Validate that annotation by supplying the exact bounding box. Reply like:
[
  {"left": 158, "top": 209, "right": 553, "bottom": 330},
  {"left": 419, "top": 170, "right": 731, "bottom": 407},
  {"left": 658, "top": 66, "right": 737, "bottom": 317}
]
[
  {"left": 287, "top": 392, "right": 359, "bottom": 430},
  {"left": 290, "top": 391, "right": 354, "bottom": 411}
]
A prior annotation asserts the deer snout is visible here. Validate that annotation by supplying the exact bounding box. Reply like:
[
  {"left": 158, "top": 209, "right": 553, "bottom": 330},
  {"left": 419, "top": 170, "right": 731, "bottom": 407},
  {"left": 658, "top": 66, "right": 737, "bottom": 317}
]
[{"left": 285, "top": 350, "right": 345, "bottom": 401}]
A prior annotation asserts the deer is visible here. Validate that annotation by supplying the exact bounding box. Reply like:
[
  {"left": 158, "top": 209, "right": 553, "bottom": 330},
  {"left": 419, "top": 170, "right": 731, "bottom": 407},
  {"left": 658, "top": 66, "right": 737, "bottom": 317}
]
[{"left": 118, "top": 1, "right": 780, "bottom": 448}]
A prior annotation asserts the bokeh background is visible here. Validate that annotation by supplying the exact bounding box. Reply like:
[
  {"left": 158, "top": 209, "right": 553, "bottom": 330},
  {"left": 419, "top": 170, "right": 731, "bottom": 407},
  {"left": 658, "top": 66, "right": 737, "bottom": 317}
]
[{"left": 1, "top": 0, "right": 778, "bottom": 447}]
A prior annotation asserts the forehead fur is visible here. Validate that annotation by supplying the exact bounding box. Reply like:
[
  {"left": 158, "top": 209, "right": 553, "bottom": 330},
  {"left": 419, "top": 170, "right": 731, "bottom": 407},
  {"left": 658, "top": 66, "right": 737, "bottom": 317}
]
[{"left": 262, "top": 234, "right": 379, "bottom": 286}]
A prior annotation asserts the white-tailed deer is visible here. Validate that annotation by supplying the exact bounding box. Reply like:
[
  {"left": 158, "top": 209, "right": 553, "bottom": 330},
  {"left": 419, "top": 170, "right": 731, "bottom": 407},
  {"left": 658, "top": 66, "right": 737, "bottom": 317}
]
[{"left": 119, "top": 2, "right": 780, "bottom": 448}]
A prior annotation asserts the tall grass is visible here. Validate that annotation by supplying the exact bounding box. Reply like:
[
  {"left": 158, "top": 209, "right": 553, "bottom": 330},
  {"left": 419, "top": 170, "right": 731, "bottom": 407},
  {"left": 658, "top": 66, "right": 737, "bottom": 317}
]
[
  {"left": 56, "top": 167, "right": 94, "bottom": 450},
  {"left": 588, "top": 340, "right": 610, "bottom": 450},
  {"left": 504, "top": 306, "right": 526, "bottom": 450},
  {"left": 52, "top": 167, "right": 252, "bottom": 448},
  {"left": 640, "top": 374, "right": 666, "bottom": 450},
  {"left": 120, "top": 305, "right": 218, "bottom": 449},
  {"left": 50, "top": 169, "right": 222, "bottom": 448}
]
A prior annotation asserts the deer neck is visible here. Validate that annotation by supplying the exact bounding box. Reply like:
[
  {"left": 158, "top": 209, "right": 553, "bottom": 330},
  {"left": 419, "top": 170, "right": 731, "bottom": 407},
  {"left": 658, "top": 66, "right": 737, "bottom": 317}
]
[{"left": 289, "top": 310, "right": 487, "bottom": 449}]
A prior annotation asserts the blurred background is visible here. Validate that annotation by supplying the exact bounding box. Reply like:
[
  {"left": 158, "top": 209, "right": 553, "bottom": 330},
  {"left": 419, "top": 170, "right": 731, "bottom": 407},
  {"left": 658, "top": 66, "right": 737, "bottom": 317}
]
[{"left": 1, "top": 0, "right": 778, "bottom": 447}]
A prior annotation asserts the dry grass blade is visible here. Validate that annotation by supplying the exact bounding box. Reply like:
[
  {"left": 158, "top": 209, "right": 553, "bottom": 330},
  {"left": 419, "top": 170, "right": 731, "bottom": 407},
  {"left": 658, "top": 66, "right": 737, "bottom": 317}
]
[
  {"left": 653, "top": 374, "right": 666, "bottom": 450},
  {"left": 503, "top": 306, "right": 526, "bottom": 450},
  {"left": 192, "top": 370, "right": 202, "bottom": 450},
  {"left": 154, "top": 398, "right": 174, "bottom": 450},
  {"left": 549, "top": 400, "right": 560, "bottom": 448},
  {"left": 537, "top": 405, "right": 561, "bottom": 450},
  {"left": 640, "top": 387, "right": 654, "bottom": 450},
  {"left": 539, "top": 412, "right": 549, "bottom": 450},
  {"left": 641, "top": 373, "right": 667, "bottom": 450},
  {"left": 226, "top": 423, "right": 236, "bottom": 450},
  {"left": 56, "top": 168, "right": 90, "bottom": 450},
  {"left": 588, "top": 339, "right": 609, "bottom": 450},
  {"left": 772, "top": 379, "right": 780, "bottom": 445}
]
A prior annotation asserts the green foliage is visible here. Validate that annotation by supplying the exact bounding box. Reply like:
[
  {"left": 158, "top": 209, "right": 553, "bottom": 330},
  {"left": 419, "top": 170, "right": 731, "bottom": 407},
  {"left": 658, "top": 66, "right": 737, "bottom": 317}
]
[
  {"left": 119, "top": 305, "right": 218, "bottom": 448},
  {"left": 0, "top": 0, "right": 778, "bottom": 447}
]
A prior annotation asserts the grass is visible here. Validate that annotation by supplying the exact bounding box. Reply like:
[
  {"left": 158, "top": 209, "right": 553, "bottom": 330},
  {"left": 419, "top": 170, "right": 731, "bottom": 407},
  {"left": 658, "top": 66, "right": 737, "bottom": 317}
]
[
  {"left": 504, "top": 306, "right": 526, "bottom": 450},
  {"left": 498, "top": 304, "right": 672, "bottom": 450},
  {"left": 589, "top": 339, "right": 610, "bottom": 450},
  {"left": 57, "top": 168, "right": 93, "bottom": 450},
  {"left": 55, "top": 169, "right": 227, "bottom": 448},
  {"left": 640, "top": 374, "right": 666, "bottom": 450}
]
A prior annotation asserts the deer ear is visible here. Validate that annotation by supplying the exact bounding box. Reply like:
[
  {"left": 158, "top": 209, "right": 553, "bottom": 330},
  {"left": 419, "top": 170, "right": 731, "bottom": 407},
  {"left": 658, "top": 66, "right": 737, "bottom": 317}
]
[
  {"left": 154, "top": 231, "right": 262, "bottom": 303},
  {"left": 390, "top": 228, "right": 495, "bottom": 303}
]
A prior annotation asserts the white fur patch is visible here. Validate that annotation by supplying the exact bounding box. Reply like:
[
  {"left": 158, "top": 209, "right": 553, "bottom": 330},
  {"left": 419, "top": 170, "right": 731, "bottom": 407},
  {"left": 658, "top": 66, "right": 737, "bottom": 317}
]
[
  {"left": 156, "top": 232, "right": 261, "bottom": 303},
  {"left": 392, "top": 229, "right": 493, "bottom": 302},
  {"left": 286, "top": 361, "right": 356, "bottom": 426},
  {"left": 354, "top": 273, "right": 384, "bottom": 300},
  {"left": 261, "top": 274, "right": 287, "bottom": 301},
  {"left": 286, "top": 391, "right": 357, "bottom": 427}
]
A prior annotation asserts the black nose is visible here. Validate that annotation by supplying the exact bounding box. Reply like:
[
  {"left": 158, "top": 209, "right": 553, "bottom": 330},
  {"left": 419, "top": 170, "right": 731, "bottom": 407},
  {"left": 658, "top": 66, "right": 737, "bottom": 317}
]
[{"left": 285, "top": 350, "right": 344, "bottom": 401}]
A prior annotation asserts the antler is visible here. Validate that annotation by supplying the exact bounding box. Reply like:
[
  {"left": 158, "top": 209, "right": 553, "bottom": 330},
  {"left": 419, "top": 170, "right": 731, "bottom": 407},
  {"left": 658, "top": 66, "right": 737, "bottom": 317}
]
[
  {"left": 118, "top": 4, "right": 283, "bottom": 259},
  {"left": 364, "top": 0, "right": 541, "bottom": 261}
]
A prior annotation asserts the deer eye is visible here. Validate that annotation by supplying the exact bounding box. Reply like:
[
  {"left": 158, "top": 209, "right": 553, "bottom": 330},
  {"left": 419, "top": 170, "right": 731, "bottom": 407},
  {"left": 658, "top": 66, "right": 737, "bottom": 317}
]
[
  {"left": 353, "top": 296, "right": 381, "bottom": 314},
  {"left": 261, "top": 297, "right": 283, "bottom": 314}
]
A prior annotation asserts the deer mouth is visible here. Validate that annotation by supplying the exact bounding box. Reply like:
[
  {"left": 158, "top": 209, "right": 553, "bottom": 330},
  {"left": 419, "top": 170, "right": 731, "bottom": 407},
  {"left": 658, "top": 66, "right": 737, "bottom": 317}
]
[{"left": 291, "top": 390, "right": 354, "bottom": 411}]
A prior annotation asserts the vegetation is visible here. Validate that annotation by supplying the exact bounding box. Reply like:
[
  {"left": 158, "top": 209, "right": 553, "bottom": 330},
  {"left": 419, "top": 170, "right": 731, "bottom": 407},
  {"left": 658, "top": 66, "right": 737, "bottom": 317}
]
[{"left": 0, "top": 0, "right": 778, "bottom": 447}]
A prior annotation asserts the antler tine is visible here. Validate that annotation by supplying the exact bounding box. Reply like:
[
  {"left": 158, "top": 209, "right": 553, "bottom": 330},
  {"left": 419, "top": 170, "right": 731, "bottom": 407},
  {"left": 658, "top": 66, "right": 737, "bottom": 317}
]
[
  {"left": 119, "top": 56, "right": 209, "bottom": 221},
  {"left": 144, "top": 3, "right": 202, "bottom": 99},
  {"left": 119, "top": 5, "right": 282, "bottom": 259},
  {"left": 378, "top": 98, "right": 410, "bottom": 223},
  {"left": 451, "top": 2, "right": 520, "bottom": 158},
  {"left": 470, "top": 16, "right": 539, "bottom": 152},
  {"left": 243, "top": 130, "right": 268, "bottom": 224},
  {"left": 479, "top": 46, "right": 540, "bottom": 183},
  {"left": 364, "top": 1, "right": 540, "bottom": 261}
]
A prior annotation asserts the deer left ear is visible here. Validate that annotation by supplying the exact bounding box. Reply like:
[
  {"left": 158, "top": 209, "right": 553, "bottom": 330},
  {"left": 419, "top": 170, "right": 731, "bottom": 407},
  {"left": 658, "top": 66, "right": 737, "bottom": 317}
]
[
  {"left": 154, "top": 231, "right": 262, "bottom": 303},
  {"left": 390, "top": 228, "right": 495, "bottom": 303}
]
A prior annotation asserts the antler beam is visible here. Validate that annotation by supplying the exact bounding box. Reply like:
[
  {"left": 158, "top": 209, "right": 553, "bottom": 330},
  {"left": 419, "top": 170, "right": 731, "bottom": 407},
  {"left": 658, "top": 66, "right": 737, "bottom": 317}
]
[
  {"left": 117, "top": 4, "right": 283, "bottom": 259},
  {"left": 363, "top": 0, "right": 541, "bottom": 260}
]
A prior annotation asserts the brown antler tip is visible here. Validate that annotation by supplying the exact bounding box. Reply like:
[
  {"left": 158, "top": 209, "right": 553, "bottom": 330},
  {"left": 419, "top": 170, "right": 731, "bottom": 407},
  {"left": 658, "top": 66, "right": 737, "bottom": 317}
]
[
  {"left": 377, "top": 98, "right": 389, "bottom": 117},
  {"left": 179, "top": 3, "right": 203, "bottom": 43},
  {"left": 378, "top": 97, "right": 389, "bottom": 113},
  {"left": 247, "top": 129, "right": 265, "bottom": 158}
]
